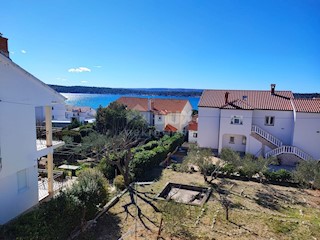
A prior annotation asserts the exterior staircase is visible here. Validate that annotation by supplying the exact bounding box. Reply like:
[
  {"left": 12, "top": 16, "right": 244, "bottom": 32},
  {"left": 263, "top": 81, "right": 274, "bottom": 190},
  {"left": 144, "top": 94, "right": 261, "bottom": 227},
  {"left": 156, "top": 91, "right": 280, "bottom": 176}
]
[{"left": 251, "top": 125, "right": 313, "bottom": 161}]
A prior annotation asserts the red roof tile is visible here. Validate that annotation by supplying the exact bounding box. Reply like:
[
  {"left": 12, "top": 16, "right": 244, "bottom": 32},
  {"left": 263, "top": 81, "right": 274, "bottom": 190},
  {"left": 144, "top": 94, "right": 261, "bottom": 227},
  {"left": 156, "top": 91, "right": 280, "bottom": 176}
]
[
  {"left": 188, "top": 121, "right": 198, "bottom": 131},
  {"left": 199, "top": 90, "right": 294, "bottom": 111},
  {"left": 116, "top": 97, "right": 189, "bottom": 114},
  {"left": 293, "top": 99, "right": 320, "bottom": 113},
  {"left": 164, "top": 124, "right": 178, "bottom": 132}
]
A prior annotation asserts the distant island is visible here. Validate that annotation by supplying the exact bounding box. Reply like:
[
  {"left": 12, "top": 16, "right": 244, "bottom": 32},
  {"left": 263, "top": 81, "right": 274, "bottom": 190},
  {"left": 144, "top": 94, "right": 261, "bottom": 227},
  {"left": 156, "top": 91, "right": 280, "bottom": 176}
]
[
  {"left": 49, "top": 84, "right": 320, "bottom": 99},
  {"left": 49, "top": 85, "right": 203, "bottom": 97}
]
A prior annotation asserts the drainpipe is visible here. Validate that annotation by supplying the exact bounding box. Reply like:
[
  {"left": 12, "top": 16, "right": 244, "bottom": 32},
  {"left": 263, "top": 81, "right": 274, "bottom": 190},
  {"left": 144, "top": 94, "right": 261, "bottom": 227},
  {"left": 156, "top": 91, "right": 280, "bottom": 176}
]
[
  {"left": 45, "top": 106, "right": 54, "bottom": 196},
  {"left": 290, "top": 99, "right": 296, "bottom": 146}
]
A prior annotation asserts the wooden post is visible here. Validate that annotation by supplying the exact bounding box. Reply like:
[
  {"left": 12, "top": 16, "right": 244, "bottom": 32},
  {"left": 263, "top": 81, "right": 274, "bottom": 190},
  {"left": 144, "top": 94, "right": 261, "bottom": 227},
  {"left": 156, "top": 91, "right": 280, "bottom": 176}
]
[{"left": 45, "top": 106, "right": 54, "bottom": 196}]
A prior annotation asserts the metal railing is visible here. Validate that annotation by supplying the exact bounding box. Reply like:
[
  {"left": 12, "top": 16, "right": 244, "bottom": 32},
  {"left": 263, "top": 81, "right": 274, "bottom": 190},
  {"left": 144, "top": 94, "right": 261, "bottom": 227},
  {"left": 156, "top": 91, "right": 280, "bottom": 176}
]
[
  {"left": 265, "top": 146, "right": 313, "bottom": 161},
  {"left": 251, "top": 125, "right": 283, "bottom": 148}
]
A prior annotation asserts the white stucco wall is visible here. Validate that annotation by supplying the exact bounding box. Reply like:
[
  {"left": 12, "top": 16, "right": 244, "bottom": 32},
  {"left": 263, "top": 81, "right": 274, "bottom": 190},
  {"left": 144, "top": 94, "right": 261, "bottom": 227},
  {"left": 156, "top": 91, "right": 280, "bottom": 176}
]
[
  {"left": 252, "top": 110, "right": 294, "bottom": 145},
  {"left": 0, "top": 102, "right": 39, "bottom": 224},
  {"left": 0, "top": 54, "right": 65, "bottom": 224},
  {"left": 154, "top": 114, "right": 165, "bottom": 131},
  {"left": 293, "top": 112, "right": 320, "bottom": 159},
  {"left": 188, "top": 130, "right": 198, "bottom": 143},
  {"left": 219, "top": 109, "right": 253, "bottom": 153},
  {"left": 197, "top": 107, "right": 220, "bottom": 149}
]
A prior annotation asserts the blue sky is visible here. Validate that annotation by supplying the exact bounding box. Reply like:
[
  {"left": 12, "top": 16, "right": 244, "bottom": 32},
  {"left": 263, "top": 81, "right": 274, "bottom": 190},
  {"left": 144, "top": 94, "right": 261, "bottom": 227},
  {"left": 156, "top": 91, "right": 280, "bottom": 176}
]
[{"left": 2, "top": 0, "right": 320, "bottom": 92}]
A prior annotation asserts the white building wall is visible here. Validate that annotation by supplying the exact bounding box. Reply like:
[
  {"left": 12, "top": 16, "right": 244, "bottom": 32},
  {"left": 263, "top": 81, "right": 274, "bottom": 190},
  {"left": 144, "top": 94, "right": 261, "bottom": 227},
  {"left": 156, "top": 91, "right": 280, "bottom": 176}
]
[
  {"left": 179, "top": 102, "right": 193, "bottom": 132},
  {"left": 154, "top": 114, "right": 165, "bottom": 132},
  {"left": 293, "top": 112, "right": 320, "bottom": 159},
  {"left": 252, "top": 110, "right": 294, "bottom": 145},
  {"left": 197, "top": 107, "right": 220, "bottom": 149},
  {"left": 219, "top": 109, "right": 253, "bottom": 153},
  {"left": 0, "top": 102, "right": 39, "bottom": 224},
  {"left": 188, "top": 130, "right": 198, "bottom": 143}
]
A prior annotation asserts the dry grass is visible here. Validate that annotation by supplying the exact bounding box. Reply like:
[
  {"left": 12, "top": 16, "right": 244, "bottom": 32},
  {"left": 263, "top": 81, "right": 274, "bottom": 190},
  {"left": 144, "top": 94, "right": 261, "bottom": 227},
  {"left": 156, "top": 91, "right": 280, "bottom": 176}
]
[{"left": 79, "top": 169, "right": 320, "bottom": 240}]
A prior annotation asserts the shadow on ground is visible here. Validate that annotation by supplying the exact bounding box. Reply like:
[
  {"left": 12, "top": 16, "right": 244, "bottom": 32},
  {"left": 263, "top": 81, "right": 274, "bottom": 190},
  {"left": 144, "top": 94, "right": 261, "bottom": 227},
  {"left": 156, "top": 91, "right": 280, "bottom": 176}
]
[{"left": 76, "top": 213, "right": 121, "bottom": 240}]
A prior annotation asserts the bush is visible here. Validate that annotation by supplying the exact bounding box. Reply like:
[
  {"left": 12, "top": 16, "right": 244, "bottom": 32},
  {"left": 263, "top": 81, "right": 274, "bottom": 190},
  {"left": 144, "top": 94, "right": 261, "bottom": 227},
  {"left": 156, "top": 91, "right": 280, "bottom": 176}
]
[
  {"left": 99, "top": 157, "right": 116, "bottom": 180},
  {"left": 130, "top": 133, "right": 184, "bottom": 180},
  {"left": 238, "top": 156, "right": 268, "bottom": 178},
  {"left": 114, "top": 175, "right": 126, "bottom": 190},
  {"left": 221, "top": 163, "right": 236, "bottom": 175},
  {"left": 3, "top": 168, "right": 108, "bottom": 239},
  {"left": 293, "top": 160, "right": 320, "bottom": 189},
  {"left": 220, "top": 148, "right": 241, "bottom": 166},
  {"left": 61, "top": 130, "right": 82, "bottom": 143},
  {"left": 264, "top": 169, "right": 292, "bottom": 182}
]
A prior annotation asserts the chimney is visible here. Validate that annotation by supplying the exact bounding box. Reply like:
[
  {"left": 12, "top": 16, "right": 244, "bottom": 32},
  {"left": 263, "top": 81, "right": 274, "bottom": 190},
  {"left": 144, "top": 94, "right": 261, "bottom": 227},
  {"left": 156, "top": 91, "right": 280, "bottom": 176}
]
[
  {"left": 225, "top": 92, "right": 229, "bottom": 104},
  {"left": 148, "top": 99, "right": 154, "bottom": 111},
  {"left": 0, "top": 33, "right": 9, "bottom": 58},
  {"left": 271, "top": 84, "right": 276, "bottom": 95}
]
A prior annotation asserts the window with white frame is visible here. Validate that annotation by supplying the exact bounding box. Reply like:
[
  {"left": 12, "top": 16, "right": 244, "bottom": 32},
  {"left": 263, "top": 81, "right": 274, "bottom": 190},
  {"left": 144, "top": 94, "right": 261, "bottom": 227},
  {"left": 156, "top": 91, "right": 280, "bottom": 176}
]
[
  {"left": 265, "top": 116, "right": 275, "bottom": 126},
  {"left": 229, "top": 136, "right": 235, "bottom": 144},
  {"left": 158, "top": 116, "right": 162, "bottom": 121},
  {"left": 193, "top": 132, "right": 198, "bottom": 138},
  {"left": 17, "top": 169, "right": 28, "bottom": 192},
  {"left": 231, "top": 116, "right": 243, "bottom": 125}
]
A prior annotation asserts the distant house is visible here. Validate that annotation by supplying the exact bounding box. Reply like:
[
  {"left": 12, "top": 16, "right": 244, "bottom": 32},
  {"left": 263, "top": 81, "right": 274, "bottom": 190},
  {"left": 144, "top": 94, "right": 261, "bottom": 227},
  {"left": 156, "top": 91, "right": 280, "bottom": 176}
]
[
  {"left": 36, "top": 104, "right": 96, "bottom": 126},
  {"left": 0, "top": 35, "right": 65, "bottom": 224},
  {"left": 197, "top": 84, "right": 320, "bottom": 165},
  {"left": 116, "top": 97, "right": 193, "bottom": 133},
  {"left": 188, "top": 114, "right": 198, "bottom": 143}
]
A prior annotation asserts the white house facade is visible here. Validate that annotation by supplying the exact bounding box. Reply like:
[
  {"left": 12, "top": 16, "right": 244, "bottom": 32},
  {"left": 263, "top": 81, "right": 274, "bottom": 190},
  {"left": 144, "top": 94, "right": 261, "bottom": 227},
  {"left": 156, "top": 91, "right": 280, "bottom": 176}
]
[
  {"left": 198, "top": 85, "right": 320, "bottom": 165},
  {"left": 117, "top": 97, "right": 193, "bottom": 133},
  {"left": 0, "top": 36, "right": 65, "bottom": 224}
]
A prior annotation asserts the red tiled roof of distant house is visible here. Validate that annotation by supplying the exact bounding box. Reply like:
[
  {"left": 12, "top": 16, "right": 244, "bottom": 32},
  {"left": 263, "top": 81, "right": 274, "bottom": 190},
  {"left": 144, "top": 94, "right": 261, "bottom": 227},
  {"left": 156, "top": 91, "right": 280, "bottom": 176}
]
[
  {"left": 164, "top": 124, "right": 178, "bottom": 132},
  {"left": 293, "top": 99, "right": 320, "bottom": 113},
  {"left": 116, "top": 97, "right": 189, "bottom": 114},
  {"left": 199, "top": 90, "right": 294, "bottom": 111},
  {"left": 188, "top": 121, "right": 198, "bottom": 131}
]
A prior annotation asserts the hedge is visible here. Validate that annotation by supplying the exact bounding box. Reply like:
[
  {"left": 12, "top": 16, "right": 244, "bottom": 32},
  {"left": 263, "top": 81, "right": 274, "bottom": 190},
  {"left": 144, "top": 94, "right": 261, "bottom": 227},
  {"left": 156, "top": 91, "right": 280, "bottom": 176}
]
[{"left": 130, "top": 133, "right": 184, "bottom": 180}]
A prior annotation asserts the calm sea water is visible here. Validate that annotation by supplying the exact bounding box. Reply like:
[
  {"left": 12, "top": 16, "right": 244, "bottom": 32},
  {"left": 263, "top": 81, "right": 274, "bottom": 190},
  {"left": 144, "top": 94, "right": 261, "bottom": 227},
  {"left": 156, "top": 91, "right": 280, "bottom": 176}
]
[{"left": 61, "top": 93, "right": 200, "bottom": 110}]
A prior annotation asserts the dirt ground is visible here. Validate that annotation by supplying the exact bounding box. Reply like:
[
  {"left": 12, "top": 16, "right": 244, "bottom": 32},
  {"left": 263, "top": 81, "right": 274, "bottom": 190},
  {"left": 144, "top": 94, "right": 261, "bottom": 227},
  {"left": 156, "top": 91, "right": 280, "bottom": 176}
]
[{"left": 78, "top": 169, "right": 320, "bottom": 240}]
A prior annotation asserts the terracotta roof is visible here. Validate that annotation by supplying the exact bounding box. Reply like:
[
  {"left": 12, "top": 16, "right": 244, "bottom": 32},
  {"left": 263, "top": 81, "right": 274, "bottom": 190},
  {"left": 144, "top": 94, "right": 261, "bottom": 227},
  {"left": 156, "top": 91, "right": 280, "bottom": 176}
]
[
  {"left": 293, "top": 99, "right": 320, "bottom": 113},
  {"left": 199, "top": 90, "right": 294, "bottom": 111},
  {"left": 221, "top": 99, "right": 254, "bottom": 110},
  {"left": 164, "top": 124, "right": 178, "bottom": 132},
  {"left": 188, "top": 121, "right": 198, "bottom": 131},
  {"left": 116, "top": 97, "right": 189, "bottom": 114}
]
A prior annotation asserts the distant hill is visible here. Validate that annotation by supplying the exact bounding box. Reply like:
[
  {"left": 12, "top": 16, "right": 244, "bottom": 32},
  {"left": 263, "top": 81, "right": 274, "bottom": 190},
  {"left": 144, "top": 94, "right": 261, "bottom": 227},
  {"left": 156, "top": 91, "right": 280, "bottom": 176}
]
[
  {"left": 49, "top": 85, "right": 319, "bottom": 99},
  {"left": 49, "top": 85, "right": 203, "bottom": 97}
]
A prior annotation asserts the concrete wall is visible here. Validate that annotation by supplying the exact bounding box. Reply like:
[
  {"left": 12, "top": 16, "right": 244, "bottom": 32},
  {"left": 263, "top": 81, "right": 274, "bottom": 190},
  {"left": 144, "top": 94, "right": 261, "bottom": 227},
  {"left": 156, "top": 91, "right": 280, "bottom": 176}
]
[
  {"left": 154, "top": 114, "right": 165, "bottom": 131},
  {"left": 197, "top": 107, "right": 220, "bottom": 149},
  {"left": 252, "top": 110, "right": 294, "bottom": 145},
  {"left": 293, "top": 112, "right": 320, "bottom": 159}
]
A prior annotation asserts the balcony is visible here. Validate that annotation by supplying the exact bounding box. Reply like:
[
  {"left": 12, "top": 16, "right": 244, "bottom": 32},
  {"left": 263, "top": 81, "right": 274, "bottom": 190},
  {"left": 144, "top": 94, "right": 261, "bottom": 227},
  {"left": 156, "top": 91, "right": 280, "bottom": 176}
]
[{"left": 36, "top": 139, "right": 64, "bottom": 158}]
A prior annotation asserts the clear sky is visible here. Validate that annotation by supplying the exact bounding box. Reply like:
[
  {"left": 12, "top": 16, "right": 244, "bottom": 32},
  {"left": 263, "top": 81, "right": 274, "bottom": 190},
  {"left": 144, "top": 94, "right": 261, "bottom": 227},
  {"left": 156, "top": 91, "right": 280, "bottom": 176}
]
[{"left": 2, "top": 0, "right": 320, "bottom": 92}]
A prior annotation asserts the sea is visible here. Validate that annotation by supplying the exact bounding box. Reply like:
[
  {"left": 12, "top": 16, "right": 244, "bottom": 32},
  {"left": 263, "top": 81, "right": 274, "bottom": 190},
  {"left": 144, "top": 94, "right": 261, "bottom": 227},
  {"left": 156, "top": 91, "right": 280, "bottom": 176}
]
[{"left": 61, "top": 93, "right": 200, "bottom": 110}]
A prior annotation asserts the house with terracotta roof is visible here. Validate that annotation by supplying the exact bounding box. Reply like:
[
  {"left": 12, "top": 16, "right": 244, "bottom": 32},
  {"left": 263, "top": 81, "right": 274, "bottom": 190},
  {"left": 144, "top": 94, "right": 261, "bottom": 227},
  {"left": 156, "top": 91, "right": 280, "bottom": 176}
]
[
  {"left": 116, "top": 97, "right": 193, "bottom": 133},
  {"left": 198, "top": 84, "right": 320, "bottom": 165},
  {"left": 0, "top": 35, "right": 65, "bottom": 224}
]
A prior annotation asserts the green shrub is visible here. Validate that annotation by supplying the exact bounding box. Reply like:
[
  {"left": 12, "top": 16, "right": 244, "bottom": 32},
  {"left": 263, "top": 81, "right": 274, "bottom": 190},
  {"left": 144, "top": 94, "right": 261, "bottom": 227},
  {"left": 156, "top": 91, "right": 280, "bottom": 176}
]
[
  {"left": 264, "top": 169, "right": 292, "bottom": 182},
  {"left": 3, "top": 169, "right": 108, "bottom": 240},
  {"left": 98, "top": 157, "right": 116, "bottom": 179},
  {"left": 61, "top": 130, "right": 82, "bottom": 143},
  {"left": 114, "top": 175, "right": 126, "bottom": 190},
  {"left": 293, "top": 160, "right": 320, "bottom": 189},
  {"left": 221, "top": 163, "right": 236, "bottom": 175},
  {"left": 220, "top": 148, "right": 241, "bottom": 166}
]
